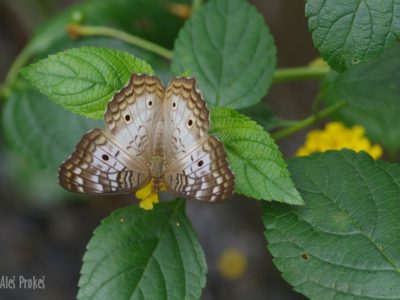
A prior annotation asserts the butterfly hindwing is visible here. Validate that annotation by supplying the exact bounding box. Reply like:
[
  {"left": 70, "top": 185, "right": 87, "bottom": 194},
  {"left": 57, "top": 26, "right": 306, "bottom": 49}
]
[
  {"left": 163, "top": 136, "right": 234, "bottom": 202},
  {"left": 59, "top": 129, "right": 151, "bottom": 194}
]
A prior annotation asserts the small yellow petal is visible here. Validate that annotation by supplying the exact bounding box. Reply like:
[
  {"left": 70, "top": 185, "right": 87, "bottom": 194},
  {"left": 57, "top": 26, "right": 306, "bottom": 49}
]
[
  {"left": 326, "top": 122, "right": 344, "bottom": 134},
  {"left": 352, "top": 125, "right": 365, "bottom": 138},
  {"left": 135, "top": 182, "right": 153, "bottom": 199},
  {"left": 135, "top": 180, "right": 162, "bottom": 210},
  {"left": 139, "top": 198, "right": 154, "bottom": 210},
  {"left": 306, "top": 130, "right": 320, "bottom": 142},
  {"left": 148, "top": 191, "right": 159, "bottom": 204},
  {"left": 296, "top": 147, "right": 309, "bottom": 157},
  {"left": 139, "top": 192, "right": 159, "bottom": 210},
  {"left": 369, "top": 145, "right": 383, "bottom": 159},
  {"left": 354, "top": 138, "right": 371, "bottom": 151}
]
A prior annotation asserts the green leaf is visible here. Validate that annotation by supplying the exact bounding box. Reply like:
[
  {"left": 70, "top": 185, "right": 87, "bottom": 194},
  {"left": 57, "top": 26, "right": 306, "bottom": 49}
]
[
  {"left": 22, "top": 47, "right": 153, "bottom": 119},
  {"left": 172, "top": 0, "right": 276, "bottom": 109},
  {"left": 210, "top": 108, "right": 303, "bottom": 205},
  {"left": 322, "top": 44, "right": 400, "bottom": 111},
  {"left": 78, "top": 199, "right": 206, "bottom": 300},
  {"left": 306, "top": 0, "right": 400, "bottom": 72},
  {"left": 39, "top": 36, "right": 173, "bottom": 84},
  {"left": 2, "top": 88, "right": 101, "bottom": 172},
  {"left": 263, "top": 150, "right": 400, "bottom": 299}
]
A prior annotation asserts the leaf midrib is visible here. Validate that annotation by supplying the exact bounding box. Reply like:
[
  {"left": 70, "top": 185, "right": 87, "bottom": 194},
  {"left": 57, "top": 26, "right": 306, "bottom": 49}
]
[{"left": 128, "top": 200, "right": 184, "bottom": 299}]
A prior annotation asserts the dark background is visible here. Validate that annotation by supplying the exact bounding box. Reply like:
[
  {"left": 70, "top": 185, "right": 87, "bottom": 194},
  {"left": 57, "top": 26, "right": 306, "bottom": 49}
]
[{"left": 0, "top": 0, "right": 317, "bottom": 299}]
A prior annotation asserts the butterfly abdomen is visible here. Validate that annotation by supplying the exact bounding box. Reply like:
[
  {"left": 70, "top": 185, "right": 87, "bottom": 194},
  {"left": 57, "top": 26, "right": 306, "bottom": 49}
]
[{"left": 151, "top": 155, "right": 164, "bottom": 178}]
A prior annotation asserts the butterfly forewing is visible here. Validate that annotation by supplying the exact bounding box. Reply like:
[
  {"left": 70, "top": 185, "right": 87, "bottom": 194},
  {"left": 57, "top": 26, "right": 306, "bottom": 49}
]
[
  {"left": 59, "top": 129, "right": 151, "bottom": 194},
  {"left": 163, "top": 77, "right": 210, "bottom": 161},
  {"left": 104, "top": 74, "right": 164, "bottom": 162},
  {"left": 162, "top": 78, "right": 234, "bottom": 202}
]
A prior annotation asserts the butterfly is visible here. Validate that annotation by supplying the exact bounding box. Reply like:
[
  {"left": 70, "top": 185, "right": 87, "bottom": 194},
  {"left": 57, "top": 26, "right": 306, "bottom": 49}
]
[{"left": 59, "top": 74, "right": 234, "bottom": 202}]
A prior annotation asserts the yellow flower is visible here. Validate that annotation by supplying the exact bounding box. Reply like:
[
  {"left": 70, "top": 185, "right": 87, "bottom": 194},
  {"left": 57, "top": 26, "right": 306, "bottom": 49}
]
[
  {"left": 296, "top": 122, "right": 383, "bottom": 159},
  {"left": 135, "top": 180, "right": 167, "bottom": 210},
  {"left": 217, "top": 248, "right": 248, "bottom": 280}
]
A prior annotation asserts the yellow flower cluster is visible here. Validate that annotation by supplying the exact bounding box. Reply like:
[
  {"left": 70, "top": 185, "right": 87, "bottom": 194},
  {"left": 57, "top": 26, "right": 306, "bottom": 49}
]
[
  {"left": 135, "top": 180, "right": 166, "bottom": 210},
  {"left": 296, "top": 122, "right": 383, "bottom": 159}
]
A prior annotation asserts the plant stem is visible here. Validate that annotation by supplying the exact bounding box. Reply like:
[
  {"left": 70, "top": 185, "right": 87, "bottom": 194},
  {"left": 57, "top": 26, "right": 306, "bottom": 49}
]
[
  {"left": 0, "top": 44, "right": 35, "bottom": 99},
  {"left": 272, "top": 100, "right": 347, "bottom": 141},
  {"left": 191, "top": 0, "right": 204, "bottom": 13},
  {"left": 5, "top": 46, "right": 33, "bottom": 84},
  {"left": 67, "top": 24, "right": 173, "bottom": 60},
  {"left": 273, "top": 66, "right": 331, "bottom": 82}
]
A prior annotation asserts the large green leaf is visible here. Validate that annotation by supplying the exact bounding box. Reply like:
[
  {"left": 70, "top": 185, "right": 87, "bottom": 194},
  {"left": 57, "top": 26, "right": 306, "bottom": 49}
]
[
  {"left": 22, "top": 47, "right": 153, "bottom": 119},
  {"left": 172, "top": 0, "right": 276, "bottom": 109},
  {"left": 263, "top": 150, "right": 400, "bottom": 299},
  {"left": 306, "top": 0, "right": 400, "bottom": 72},
  {"left": 322, "top": 44, "right": 400, "bottom": 111},
  {"left": 26, "top": 35, "right": 173, "bottom": 89},
  {"left": 78, "top": 199, "right": 206, "bottom": 300},
  {"left": 210, "top": 108, "right": 303, "bottom": 205},
  {"left": 2, "top": 88, "right": 100, "bottom": 172}
]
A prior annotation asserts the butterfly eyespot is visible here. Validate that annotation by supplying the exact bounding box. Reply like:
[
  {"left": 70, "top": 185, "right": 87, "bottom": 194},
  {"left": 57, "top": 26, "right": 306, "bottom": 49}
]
[
  {"left": 197, "top": 160, "right": 204, "bottom": 167},
  {"left": 187, "top": 119, "right": 193, "bottom": 127},
  {"left": 172, "top": 102, "right": 176, "bottom": 108},
  {"left": 124, "top": 114, "right": 131, "bottom": 122},
  {"left": 102, "top": 154, "right": 110, "bottom": 161},
  {"left": 148, "top": 100, "right": 153, "bottom": 107}
]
